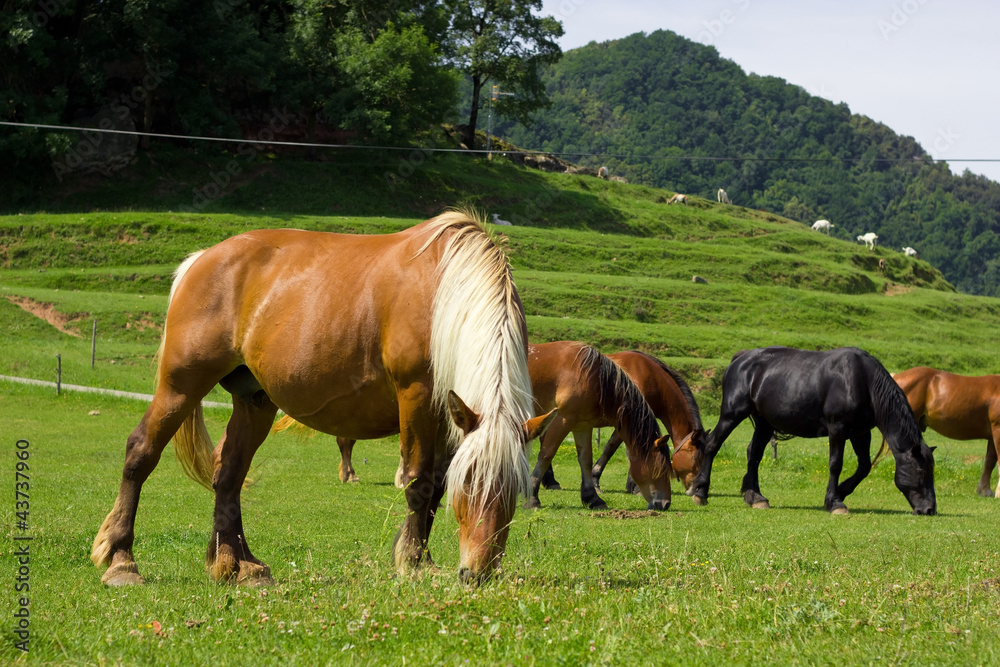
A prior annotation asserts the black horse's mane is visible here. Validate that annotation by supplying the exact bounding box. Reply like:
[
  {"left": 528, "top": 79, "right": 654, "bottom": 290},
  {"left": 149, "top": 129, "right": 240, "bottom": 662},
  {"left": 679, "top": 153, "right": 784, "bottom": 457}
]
[
  {"left": 629, "top": 350, "right": 704, "bottom": 432},
  {"left": 865, "top": 354, "right": 923, "bottom": 451}
]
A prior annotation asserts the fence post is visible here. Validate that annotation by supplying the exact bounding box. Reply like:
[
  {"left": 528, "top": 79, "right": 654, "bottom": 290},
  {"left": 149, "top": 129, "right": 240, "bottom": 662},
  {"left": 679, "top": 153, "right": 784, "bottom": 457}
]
[
  {"left": 56, "top": 354, "right": 62, "bottom": 395},
  {"left": 91, "top": 319, "right": 97, "bottom": 368}
]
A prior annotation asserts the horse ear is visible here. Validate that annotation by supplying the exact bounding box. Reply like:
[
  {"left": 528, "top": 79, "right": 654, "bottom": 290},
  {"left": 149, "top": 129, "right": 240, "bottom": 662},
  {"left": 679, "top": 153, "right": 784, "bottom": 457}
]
[
  {"left": 447, "top": 390, "right": 480, "bottom": 435},
  {"left": 522, "top": 409, "right": 557, "bottom": 442}
]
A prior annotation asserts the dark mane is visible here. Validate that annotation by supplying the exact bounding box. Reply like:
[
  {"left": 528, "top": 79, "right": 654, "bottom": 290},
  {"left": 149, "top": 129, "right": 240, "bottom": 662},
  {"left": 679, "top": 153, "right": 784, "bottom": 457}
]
[
  {"left": 865, "top": 354, "right": 922, "bottom": 452},
  {"left": 629, "top": 351, "right": 704, "bottom": 432},
  {"left": 574, "top": 345, "right": 661, "bottom": 454}
]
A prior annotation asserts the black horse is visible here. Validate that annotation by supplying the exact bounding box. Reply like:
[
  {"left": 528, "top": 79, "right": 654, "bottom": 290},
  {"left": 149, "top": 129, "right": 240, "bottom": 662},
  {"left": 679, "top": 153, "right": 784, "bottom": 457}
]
[{"left": 687, "top": 346, "right": 937, "bottom": 515}]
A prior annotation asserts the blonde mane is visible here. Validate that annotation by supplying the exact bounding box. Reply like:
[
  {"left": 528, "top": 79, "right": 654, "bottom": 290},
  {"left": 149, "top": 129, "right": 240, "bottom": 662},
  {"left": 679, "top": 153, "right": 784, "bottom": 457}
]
[{"left": 420, "top": 211, "right": 533, "bottom": 513}]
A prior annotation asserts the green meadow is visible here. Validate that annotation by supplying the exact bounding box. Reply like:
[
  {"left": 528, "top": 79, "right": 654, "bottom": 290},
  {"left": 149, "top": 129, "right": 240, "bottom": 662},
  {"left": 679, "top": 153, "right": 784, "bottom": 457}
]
[{"left": 1, "top": 153, "right": 999, "bottom": 664}]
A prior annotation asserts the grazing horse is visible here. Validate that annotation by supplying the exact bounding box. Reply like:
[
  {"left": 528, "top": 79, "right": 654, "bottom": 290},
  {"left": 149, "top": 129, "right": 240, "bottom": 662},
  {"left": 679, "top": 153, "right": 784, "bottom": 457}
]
[
  {"left": 667, "top": 193, "right": 688, "bottom": 205},
  {"left": 583, "top": 351, "right": 706, "bottom": 492},
  {"left": 686, "top": 347, "right": 937, "bottom": 515},
  {"left": 857, "top": 232, "right": 878, "bottom": 250},
  {"left": 91, "top": 212, "right": 555, "bottom": 587},
  {"left": 526, "top": 341, "right": 673, "bottom": 510},
  {"left": 878, "top": 258, "right": 887, "bottom": 274},
  {"left": 890, "top": 367, "right": 1000, "bottom": 498},
  {"left": 811, "top": 219, "right": 833, "bottom": 234},
  {"left": 597, "top": 166, "right": 610, "bottom": 179},
  {"left": 902, "top": 246, "right": 919, "bottom": 258},
  {"left": 717, "top": 188, "right": 731, "bottom": 205}
]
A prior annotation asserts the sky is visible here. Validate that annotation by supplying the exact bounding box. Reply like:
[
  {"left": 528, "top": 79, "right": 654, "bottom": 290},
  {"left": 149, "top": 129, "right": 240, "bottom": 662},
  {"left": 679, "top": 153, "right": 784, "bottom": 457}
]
[{"left": 539, "top": 0, "right": 1000, "bottom": 183}]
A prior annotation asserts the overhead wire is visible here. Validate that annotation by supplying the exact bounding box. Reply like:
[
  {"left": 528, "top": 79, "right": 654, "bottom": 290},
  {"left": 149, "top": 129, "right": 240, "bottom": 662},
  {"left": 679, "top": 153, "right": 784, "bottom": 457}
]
[{"left": 2, "top": 120, "right": 999, "bottom": 165}]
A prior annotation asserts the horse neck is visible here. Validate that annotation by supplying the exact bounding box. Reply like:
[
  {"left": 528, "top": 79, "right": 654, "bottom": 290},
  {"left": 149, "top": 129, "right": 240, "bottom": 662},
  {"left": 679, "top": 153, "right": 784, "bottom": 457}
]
[{"left": 867, "top": 358, "right": 921, "bottom": 457}]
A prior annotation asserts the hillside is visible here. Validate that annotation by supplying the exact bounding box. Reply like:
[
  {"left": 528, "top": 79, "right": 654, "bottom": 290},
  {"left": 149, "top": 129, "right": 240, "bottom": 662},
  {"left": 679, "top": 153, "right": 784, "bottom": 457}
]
[
  {"left": 496, "top": 30, "right": 1000, "bottom": 296},
  {"left": 3, "top": 154, "right": 998, "bottom": 407}
]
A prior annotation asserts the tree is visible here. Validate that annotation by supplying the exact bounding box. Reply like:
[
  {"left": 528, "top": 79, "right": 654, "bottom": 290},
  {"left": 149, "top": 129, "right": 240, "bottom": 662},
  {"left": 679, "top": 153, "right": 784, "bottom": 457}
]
[{"left": 445, "top": 0, "right": 562, "bottom": 150}]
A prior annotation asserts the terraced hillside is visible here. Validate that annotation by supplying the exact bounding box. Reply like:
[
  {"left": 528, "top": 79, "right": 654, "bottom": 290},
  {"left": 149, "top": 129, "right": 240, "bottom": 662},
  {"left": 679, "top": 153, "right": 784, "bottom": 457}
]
[{"left": 1, "top": 153, "right": 997, "bottom": 407}]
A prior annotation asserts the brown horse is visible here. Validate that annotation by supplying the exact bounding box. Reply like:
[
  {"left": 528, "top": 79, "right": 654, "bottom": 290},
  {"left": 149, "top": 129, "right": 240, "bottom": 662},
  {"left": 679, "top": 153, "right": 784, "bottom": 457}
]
[
  {"left": 91, "top": 212, "right": 555, "bottom": 587},
  {"left": 890, "top": 367, "right": 1000, "bottom": 498},
  {"left": 305, "top": 344, "right": 675, "bottom": 511},
  {"left": 589, "top": 351, "right": 706, "bottom": 492},
  {"left": 526, "top": 341, "right": 673, "bottom": 510}
]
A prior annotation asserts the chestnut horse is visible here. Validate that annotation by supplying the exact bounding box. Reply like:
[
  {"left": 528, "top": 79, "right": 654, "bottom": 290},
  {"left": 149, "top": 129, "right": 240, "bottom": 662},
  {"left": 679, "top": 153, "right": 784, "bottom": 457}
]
[
  {"left": 91, "top": 212, "right": 554, "bottom": 586},
  {"left": 526, "top": 341, "right": 673, "bottom": 511},
  {"left": 310, "top": 344, "right": 675, "bottom": 511},
  {"left": 889, "top": 367, "right": 1000, "bottom": 498},
  {"left": 686, "top": 347, "right": 936, "bottom": 515},
  {"left": 589, "top": 351, "right": 706, "bottom": 492}
]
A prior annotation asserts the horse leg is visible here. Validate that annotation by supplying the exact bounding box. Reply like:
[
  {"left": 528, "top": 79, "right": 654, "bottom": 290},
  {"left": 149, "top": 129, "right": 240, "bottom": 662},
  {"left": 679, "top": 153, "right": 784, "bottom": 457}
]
[
  {"left": 91, "top": 380, "right": 216, "bottom": 586},
  {"left": 592, "top": 430, "right": 623, "bottom": 488},
  {"left": 205, "top": 392, "right": 278, "bottom": 584},
  {"left": 688, "top": 409, "right": 746, "bottom": 505},
  {"left": 831, "top": 431, "right": 872, "bottom": 513},
  {"left": 573, "top": 429, "right": 607, "bottom": 510},
  {"left": 984, "top": 426, "right": 1000, "bottom": 498},
  {"left": 336, "top": 437, "right": 359, "bottom": 483},
  {"left": 392, "top": 383, "right": 440, "bottom": 571},
  {"left": 526, "top": 417, "right": 571, "bottom": 509},
  {"left": 541, "top": 464, "right": 561, "bottom": 491},
  {"left": 741, "top": 424, "right": 774, "bottom": 509}
]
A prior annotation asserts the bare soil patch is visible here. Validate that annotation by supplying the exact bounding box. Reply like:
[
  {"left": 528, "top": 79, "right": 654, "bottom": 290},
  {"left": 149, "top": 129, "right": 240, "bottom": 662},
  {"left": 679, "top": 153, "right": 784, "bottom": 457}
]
[{"left": 5, "top": 296, "right": 88, "bottom": 336}]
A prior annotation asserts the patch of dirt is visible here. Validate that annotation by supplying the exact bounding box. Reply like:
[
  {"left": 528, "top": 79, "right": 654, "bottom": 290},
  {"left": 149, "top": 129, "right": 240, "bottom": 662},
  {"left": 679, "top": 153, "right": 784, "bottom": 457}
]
[
  {"left": 964, "top": 455, "right": 984, "bottom": 465},
  {"left": 884, "top": 283, "right": 913, "bottom": 297},
  {"left": 592, "top": 509, "right": 659, "bottom": 520},
  {"left": 124, "top": 313, "right": 162, "bottom": 333},
  {"left": 4, "top": 296, "right": 87, "bottom": 336}
]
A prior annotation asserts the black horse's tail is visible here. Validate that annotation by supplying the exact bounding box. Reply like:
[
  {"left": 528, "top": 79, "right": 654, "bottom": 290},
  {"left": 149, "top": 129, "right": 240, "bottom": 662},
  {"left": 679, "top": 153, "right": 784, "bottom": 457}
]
[{"left": 865, "top": 353, "right": 920, "bottom": 465}]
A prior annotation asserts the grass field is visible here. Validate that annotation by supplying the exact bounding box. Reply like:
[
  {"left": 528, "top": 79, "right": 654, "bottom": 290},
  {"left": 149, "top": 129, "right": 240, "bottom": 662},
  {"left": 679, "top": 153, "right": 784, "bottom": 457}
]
[
  {"left": 2, "top": 381, "right": 998, "bottom": 665},
  {"left": 2, "top": 153, "right": 1000, "bottom": 664}
]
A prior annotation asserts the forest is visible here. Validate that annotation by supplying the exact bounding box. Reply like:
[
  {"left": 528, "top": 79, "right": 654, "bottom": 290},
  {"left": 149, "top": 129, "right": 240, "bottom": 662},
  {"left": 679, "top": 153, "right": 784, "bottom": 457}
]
[
  {"left": 497, "top": 30, "right": 1000, "bottom": 296},
  {"left": 4, "top": 4, "right": 1000, "bottom": 294}
]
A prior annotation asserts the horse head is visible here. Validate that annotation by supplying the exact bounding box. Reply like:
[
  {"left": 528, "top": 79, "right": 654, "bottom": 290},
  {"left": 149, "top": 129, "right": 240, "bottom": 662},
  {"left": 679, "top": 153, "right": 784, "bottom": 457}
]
[
  {"left": 670, "top": 428, "right": 706, "bottom": 490},
  {"left": 447, "top": 391, "right": 557, "bottom": 584},
  {"left": 627, "top": 434, "right": 673, "bottom": 511},
  {"left": 893, "top": 442, "right": 937, "bottom": 515}
]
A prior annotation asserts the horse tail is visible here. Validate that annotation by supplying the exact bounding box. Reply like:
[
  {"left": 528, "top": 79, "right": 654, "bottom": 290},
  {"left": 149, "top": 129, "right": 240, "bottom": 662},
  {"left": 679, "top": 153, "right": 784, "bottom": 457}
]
[
  {"left": 271, "top": 414, "right": 316, "bottom": 438},
  {"left": 422, "top": 210, "right": 533, "bottom": 513},
  {"left": 864, "top": 352, "right": 921, "bottom": 456},
  {"left": 872, "top": 437, "right": 891, "bottom": 467},
  {"left": 160, "top": 250, "right": 215, "bottom": 490},
  {"left": 577, "top": 346, "right": 663, "bottom": 470}
]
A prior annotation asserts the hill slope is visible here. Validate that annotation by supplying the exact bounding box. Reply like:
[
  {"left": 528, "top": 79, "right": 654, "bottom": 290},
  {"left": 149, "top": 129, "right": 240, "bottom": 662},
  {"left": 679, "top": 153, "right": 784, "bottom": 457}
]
[
  {"left": 3, "top": 154, "right": 998, "bottom": 406},
  {"left": 496, "top": 30, "right": 1000, "bottom": 296}
]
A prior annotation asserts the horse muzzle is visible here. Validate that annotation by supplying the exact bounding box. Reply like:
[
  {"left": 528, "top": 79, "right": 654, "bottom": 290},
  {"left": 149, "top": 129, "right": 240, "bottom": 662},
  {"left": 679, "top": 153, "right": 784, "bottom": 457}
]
[{"left": 647, "top": 492, "right": 670, "bottom": 512}]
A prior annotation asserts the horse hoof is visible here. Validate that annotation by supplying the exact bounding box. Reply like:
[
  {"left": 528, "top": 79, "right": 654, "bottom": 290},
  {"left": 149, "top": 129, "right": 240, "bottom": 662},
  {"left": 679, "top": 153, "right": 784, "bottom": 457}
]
[
  {"left": 523, "top": 498, "right": 541, "bottom": 510},
  {"left": 978, "top": 485, "right": 996, "bottom": 498},
  {"left": 102, "top": 562, "right": 146, "bottom": 587},
  {"left": 685, "top": 487, "right": 696, "bottom": 496},
  {"left": 831, "top": 507, "right": 849, "bottom": 516},
  {"left": 237, "top": 562, "right": 274, "bottom": 587},
  {"left": 587, "top": 500, "right": 609, "bottom": 511},
  {"left": 542, "top": 482, "right": 562, "bottom": 491},
  {"left": 691, "top": 495, "right": 707, "bottom": 506},
  {"left": 751, "top": 500, "right": 770, "bottom": 510}
]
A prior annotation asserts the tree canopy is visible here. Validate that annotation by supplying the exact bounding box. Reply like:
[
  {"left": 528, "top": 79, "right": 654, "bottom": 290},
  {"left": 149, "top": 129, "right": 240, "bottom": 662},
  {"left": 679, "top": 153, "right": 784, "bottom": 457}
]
[{"left": 496, "top": 30, "right": 1000, "bottom": 296}]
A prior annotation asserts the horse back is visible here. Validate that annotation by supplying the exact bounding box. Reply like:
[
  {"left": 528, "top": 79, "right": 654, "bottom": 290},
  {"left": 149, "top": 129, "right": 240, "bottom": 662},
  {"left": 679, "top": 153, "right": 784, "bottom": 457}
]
[
  {"left": 725, "top": 347, "right": 878, "bottom": 437},
  {"left": 896, "top": 367, "right": 1000, "bottom": 438},
  {"left": 164, "top": 225, "right": 444, "bottom": 434}
]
